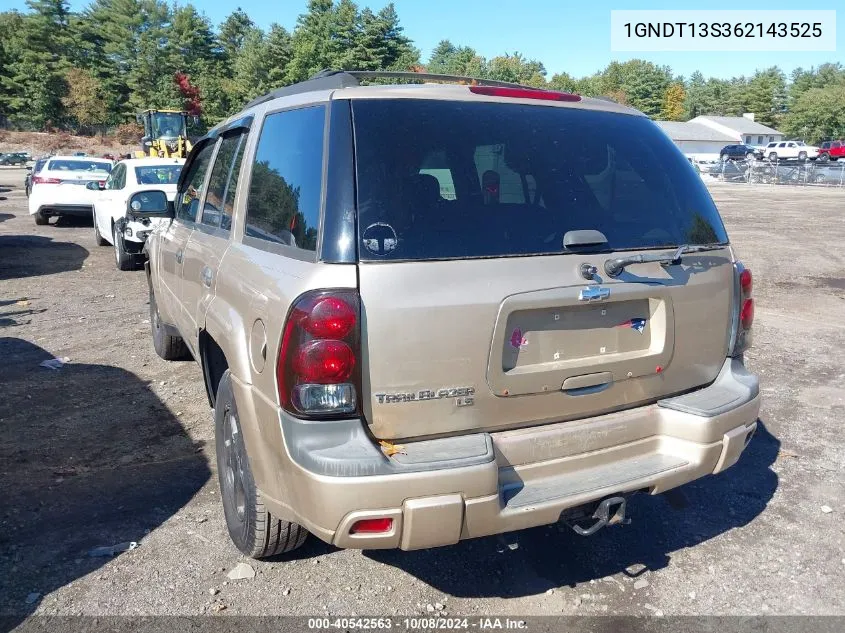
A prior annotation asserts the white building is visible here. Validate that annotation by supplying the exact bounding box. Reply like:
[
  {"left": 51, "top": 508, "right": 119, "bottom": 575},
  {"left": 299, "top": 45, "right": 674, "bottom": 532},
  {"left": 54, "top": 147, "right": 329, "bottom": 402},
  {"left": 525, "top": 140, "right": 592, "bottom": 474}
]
[{"left": 656, "top": 113, "right": 785, "bottom": 160}]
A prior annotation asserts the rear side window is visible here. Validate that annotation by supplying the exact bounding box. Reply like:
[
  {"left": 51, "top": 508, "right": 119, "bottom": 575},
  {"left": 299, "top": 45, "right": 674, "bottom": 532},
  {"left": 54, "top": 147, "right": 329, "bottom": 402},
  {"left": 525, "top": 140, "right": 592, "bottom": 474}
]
[
  {"left": 175, "top": 142, "right": 215, "bottom": 222},
  {"left": 245, "top": 106, "right": 325, "bottom": 251},
  {"left": 352, "top": 99, "right": 728, "bottom": 261},
  {"left": 201, "top": 133, "right": 247, "bottom": 231},
  {"left": 135, "top": 165, "right": 181, "bottom": 185}
]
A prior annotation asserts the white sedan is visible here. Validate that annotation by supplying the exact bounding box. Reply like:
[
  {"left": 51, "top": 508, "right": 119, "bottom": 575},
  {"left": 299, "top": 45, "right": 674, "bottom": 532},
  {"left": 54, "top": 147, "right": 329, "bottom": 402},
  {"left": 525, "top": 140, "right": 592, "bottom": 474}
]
[
  {"left": 92, "top": 158, "right": 184, "bottom": 270},
  {"left": 28, "top": 156, "right": 114, "bottom": 225}
]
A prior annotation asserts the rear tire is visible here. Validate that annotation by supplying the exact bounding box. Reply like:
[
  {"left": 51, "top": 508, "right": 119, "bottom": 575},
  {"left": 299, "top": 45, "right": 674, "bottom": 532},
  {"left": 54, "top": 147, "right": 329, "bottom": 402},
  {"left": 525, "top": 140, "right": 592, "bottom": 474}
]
[
  {"left": 34, "top": 211, "right": 48, "bottom": 226},
  {"left": 113, "top": 224, "right": 133, "bottom": 271},
  {"left": 215, "top": 370, "right": 308, "bottom": 558},
  {"left": 93, "top": 212, "right": 108, "bottom": 246},
  {"left": 819, "top": 153, "right": 830, "bottom": 162},
  {"left": 798, "top": 151, "right": 808, "bottom": 161},
  {"left": 149, "top": 284, "right": 190, "bottom": 360},
  {"left": 768, "top": 152, "right": 778, "bottom": 161}
]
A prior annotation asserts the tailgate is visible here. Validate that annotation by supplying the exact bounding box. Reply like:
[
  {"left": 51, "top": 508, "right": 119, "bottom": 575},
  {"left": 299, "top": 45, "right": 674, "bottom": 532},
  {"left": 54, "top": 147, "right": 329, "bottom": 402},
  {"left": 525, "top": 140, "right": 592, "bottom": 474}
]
[{"left": 359, "top": 251, "right": 734, "bottom": 440}]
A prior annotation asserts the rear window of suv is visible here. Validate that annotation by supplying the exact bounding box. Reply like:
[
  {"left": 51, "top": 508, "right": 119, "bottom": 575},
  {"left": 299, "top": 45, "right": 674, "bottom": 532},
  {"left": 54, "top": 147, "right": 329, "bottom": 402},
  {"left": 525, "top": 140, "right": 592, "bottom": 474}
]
[{"left": 352, "top": 99, "right": 727, "bottom": 261}]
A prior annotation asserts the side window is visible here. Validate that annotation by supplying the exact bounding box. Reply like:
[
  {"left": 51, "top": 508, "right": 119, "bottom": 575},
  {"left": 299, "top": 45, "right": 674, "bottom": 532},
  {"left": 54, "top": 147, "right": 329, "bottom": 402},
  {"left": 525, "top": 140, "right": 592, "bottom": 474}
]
[
  {"left": 778, "top": 142, "right": 786, "bottom": 148},
  {"left": 201, "top": 132, "right": 247, "bottom": 231},
  {"left": 115, "top": 165, "right": 126, "bottom": 190},
  {"left": 245, "top": 106, "right": 325, "bottom": 251},
  {"left": 104, "top": 165, "right": 119, "bottom": 190},
  {"left": 175, "top": 142, "right": 215, "bottom": 223},
  {"left": 758, "top": 136, "right": 763, "bottom": 144}
]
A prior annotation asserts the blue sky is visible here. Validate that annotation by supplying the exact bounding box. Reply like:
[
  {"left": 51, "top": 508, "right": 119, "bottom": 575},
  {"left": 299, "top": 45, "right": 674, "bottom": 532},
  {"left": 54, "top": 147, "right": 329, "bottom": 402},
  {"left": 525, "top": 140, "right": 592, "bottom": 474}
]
[{"left": 2, "top": 0, "right": 841, "bottom": 79}]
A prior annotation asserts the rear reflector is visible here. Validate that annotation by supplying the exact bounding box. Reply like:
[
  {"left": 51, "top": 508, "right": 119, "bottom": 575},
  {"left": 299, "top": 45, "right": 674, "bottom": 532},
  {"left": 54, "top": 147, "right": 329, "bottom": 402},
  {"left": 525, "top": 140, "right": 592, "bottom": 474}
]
[
  {"left": 469, "top": 85, "right": 581, "bottom": 102},
  {"left": 350, "top": 518, "right": 394, "bottom": 534}
]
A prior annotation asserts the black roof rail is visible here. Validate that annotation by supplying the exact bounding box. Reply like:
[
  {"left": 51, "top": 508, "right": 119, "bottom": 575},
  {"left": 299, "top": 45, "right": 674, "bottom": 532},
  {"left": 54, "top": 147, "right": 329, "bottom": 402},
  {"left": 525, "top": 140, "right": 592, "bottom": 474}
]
[
  {"left": 241, "top": 69, "right": 548, "bottom": 110},
  {"left": 347, "top": 70, "right": 544, "bottom": 90}
]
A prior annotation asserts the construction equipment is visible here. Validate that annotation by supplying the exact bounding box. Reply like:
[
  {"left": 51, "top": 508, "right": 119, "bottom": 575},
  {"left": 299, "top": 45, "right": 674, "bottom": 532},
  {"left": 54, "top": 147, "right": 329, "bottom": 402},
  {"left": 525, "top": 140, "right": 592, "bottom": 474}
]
[{"left": 135, "top": 109, "right": 194, "bottom": 159}]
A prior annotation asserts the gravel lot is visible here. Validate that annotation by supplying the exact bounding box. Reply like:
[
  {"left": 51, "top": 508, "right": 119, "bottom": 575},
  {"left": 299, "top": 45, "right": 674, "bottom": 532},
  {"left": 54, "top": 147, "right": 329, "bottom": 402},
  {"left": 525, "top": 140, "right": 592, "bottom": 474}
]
[{"left": 1, "top": 168, "right": 844, "bottom": 623}]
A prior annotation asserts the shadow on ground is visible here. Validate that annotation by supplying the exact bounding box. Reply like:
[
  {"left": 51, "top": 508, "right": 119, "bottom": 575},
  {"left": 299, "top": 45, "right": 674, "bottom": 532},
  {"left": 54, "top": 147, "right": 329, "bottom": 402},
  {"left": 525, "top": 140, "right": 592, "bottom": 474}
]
[
  {"left": 0, "top": 235, "right": 88, "bottom": 280},
  {"left": 0, "top": 338, "right": 210, "bottom": 621},
  {"left": 366, "top": 421, "right": 779, "bottom": 597},
  {"left": 0, "top": 213, "right": 13, "bottom": 222}
]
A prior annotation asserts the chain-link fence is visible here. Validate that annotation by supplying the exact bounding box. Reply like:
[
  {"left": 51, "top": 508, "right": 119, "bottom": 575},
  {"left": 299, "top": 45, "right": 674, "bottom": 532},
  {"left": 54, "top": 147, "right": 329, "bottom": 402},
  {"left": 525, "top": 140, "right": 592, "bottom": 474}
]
[{"left": 695, "top": 158, "right": 845, "bottom": 187}]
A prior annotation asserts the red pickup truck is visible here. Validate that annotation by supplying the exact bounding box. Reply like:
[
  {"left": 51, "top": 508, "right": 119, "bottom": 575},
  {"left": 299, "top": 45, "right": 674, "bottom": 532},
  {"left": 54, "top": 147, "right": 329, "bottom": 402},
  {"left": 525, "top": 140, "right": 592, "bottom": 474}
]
[{"left": 818, "top": 140, "right": 845, "bottom": 161}]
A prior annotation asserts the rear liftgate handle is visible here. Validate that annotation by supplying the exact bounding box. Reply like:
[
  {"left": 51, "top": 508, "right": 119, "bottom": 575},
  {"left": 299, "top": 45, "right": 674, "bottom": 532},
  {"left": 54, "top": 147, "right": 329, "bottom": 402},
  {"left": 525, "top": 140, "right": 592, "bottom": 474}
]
[{"left": 175, "top": 249, "right": 184, "bottom": 264}]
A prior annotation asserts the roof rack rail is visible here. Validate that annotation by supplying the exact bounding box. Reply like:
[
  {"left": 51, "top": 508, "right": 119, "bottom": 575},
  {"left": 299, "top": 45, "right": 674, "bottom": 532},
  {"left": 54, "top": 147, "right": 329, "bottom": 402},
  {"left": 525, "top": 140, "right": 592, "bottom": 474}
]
[
  {"left": 346, "top": 70, "right": 543, "bottom": 90},
  {"left": 241, "top": 69, "right": 547, "bottom": 110}
]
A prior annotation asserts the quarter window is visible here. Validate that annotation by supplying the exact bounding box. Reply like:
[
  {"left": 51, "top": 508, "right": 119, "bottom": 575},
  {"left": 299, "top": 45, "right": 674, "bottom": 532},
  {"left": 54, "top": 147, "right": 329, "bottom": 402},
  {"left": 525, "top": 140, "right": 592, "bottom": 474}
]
[
  {"left": 175, "top": 142, "right": 215, "bottom": 222},
  {"left": 245, "top": 106, "right": 325, "bottom": 251},
  {"left": 201, "top": 132, "right": 247, "bottom": 231}
]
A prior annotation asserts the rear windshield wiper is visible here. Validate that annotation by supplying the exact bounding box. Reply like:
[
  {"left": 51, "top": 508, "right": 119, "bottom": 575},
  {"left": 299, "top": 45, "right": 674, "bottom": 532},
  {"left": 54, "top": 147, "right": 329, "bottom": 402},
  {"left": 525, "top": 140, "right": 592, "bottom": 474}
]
[{"left": 604, "top": 244, "right": 724, "bottom": 277}]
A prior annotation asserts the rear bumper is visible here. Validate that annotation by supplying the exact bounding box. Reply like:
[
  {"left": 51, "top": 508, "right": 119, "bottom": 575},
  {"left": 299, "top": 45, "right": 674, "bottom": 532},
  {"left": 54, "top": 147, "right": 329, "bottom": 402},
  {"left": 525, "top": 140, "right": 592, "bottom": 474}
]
[
  {"left": 29, "top": 203, "right": 93, "bottom": 217},
  {"left": 239, "top": 358, "right": 759, "bottom": 551}
]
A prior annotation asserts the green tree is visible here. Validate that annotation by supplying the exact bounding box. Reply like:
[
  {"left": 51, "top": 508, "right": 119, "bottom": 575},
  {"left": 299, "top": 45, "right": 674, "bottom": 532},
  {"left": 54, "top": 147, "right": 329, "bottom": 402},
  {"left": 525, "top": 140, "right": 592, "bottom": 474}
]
[
  {"left": 782, "top": 85, "right": 845, "bottom": 144},
  {"left": 286, "top": 0, "right": 335, "bottom": 83},
  {"left": 426, "top": 40, "right": 484, "bottom": 77},
  {"left": 486, "top": 53, "right": 546, "bottom": 87},
  {"left": 62, "top": 67, "right": 109, "bottom": 129},
  {"left": 0, "top": 0, "right": 74, "bottom": 127},
  {"left": 219, "top": 8, "right": 254, "bottom": 64}
]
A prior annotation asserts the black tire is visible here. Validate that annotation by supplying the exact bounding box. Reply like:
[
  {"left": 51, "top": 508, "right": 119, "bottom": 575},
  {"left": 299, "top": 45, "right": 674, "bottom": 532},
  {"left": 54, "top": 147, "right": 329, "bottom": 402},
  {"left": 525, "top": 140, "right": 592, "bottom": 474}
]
[
  {"left": 798, "top": 151, "right": 807, "bottom": 162},
  {"left": 149, "top": 284, "right": 190, "bottom": 360},
  {"left": 93, "top": 211, "right": 108, "bottom": 246},
  {"left": 768, "top": 152, "right": 778, "bottom": 162},
  {"left": 34, "top": 211, "right": 48, "bottom": 226},
  {"left": 746, "top": 152, "right": 754, "bottom": 160},
  {"left": 113, "top": 223, "right": 133, "bottom": 271},
  {"left": 819, "top": 153, "right": 830, "bottom": 162},
  {"left": 215, "top": 370, "right": 308, "bottom": 558}
]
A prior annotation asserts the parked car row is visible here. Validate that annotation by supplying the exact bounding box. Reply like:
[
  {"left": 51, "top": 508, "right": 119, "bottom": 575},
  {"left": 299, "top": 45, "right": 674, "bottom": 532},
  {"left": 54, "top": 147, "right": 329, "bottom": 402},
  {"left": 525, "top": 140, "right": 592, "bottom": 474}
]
[
  {"left": 27, "top": 153, "right": 185, "bottom": 270},
  {"left": 719, "top": 141, "right": 824, "bottom": 163}
]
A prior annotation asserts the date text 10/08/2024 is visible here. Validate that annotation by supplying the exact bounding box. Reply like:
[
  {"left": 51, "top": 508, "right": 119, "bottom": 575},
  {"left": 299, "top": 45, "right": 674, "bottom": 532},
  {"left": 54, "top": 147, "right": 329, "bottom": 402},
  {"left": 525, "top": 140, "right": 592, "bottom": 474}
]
[{"left": 308, "top": 617, "right": 528, "bottom": 630}]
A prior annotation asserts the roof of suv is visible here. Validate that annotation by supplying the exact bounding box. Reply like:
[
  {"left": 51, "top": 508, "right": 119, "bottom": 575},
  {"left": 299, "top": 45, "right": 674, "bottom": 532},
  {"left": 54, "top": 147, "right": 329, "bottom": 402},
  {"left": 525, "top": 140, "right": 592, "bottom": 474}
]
[{"left": 207, "top": 70, "right": 644, "bottom": 138}]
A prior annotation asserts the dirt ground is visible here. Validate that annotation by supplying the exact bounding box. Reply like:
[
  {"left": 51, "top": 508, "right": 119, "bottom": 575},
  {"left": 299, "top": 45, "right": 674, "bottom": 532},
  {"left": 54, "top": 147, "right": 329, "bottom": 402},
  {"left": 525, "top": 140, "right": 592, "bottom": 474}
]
[{"left": 1, "top": 169, "right": 843, "bottom": 624}]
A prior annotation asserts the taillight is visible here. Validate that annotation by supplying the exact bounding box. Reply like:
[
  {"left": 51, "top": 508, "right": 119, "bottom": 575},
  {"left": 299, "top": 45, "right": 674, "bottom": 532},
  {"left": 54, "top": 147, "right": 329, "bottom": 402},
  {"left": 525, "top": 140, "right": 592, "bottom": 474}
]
[
  {"left": 277, "top": 290, "right": 360, "bottom": 417},
  {"left": 740, "top": 298, "right": 754, "bottom": 330},
  {"left": 731, "top": 263, "right": 754, "bottom": 356},
  {"left": 740, "top": 269, "right": 752, "bottom": 294},
  {"left": 468, "top": 85, "right": 582, "bottom": 102},
  {"left": 32, "top": 176, "right": 61, "bottom": 185}
]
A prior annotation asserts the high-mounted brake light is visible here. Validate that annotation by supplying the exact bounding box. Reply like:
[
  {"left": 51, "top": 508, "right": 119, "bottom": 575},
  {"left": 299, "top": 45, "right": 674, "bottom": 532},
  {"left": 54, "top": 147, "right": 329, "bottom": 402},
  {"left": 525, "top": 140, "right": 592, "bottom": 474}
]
[
  {"left": 278, "top": 290, "right": 360, "bottom": 417},
  {"left": 469, "top": 85, "right": 581, "bottom": 102}
]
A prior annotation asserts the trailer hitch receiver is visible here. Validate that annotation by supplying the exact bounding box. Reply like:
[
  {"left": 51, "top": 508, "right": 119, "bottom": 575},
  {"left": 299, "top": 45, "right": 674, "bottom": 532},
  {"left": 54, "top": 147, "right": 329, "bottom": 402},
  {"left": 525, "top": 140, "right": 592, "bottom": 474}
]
[{"left": 570, "top": 496, "right": 631, "bottom": 536}]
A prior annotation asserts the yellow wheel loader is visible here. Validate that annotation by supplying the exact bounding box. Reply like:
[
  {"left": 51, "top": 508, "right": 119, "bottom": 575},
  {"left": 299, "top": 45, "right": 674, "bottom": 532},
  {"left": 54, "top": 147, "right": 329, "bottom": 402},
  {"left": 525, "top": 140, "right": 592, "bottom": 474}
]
[{"left": 135, "top": 109, "right": 195, "bottom": 159}]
